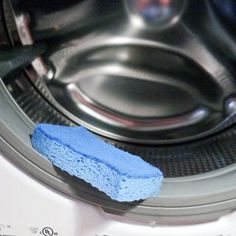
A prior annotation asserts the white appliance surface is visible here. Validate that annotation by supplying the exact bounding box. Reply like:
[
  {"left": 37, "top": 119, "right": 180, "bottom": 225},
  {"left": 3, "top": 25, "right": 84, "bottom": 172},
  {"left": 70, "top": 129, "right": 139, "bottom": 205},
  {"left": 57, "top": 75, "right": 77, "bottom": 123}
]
[{"left": 0, "top": 151, "right": 236, "bottom": 236}]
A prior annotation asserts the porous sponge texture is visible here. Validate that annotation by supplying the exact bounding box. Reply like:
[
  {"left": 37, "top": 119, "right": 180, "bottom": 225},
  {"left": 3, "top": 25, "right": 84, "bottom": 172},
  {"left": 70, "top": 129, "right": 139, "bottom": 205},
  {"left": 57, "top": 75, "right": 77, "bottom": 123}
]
[{"left": 31, "top": 124, "right": 163, "bottom": 202}]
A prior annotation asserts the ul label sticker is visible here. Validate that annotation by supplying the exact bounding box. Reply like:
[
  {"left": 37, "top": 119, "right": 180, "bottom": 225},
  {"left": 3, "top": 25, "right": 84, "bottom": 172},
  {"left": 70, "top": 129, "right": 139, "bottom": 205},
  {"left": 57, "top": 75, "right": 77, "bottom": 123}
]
[{"left": 40, "top": 227, "right": 58, "bottom": 236}]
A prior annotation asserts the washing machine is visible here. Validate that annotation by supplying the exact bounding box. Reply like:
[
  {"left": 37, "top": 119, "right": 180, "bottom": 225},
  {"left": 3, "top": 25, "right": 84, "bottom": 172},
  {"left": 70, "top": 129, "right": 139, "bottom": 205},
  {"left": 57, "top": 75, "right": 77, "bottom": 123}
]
[{"left": 1, "top": 0, "right": 236, "bottom": 235}]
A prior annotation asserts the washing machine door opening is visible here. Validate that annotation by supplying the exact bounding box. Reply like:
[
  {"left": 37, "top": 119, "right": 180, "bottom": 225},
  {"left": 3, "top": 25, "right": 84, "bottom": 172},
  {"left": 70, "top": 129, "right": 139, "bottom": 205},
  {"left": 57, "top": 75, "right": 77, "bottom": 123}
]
[{"left": 0, "top": 0, "right": 236, "bottom": 225}]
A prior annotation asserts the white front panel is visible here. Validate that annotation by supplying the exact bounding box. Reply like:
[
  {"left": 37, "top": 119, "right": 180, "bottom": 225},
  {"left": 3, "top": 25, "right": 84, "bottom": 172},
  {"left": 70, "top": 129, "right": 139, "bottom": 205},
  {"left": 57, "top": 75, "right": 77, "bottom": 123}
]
[
  {"left": 0, "top": 152, "right": 236, "bottom": 236},
  {"left": 0, "top": 152, "right": 106, "bottom": 236}
]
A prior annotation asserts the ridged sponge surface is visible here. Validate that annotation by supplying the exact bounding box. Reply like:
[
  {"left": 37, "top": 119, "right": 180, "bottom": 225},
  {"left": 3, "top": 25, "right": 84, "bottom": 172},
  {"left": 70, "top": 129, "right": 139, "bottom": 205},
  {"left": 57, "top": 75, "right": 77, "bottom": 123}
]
[{"left": 31, "top": 124, "right": 163, "bottom": 202}]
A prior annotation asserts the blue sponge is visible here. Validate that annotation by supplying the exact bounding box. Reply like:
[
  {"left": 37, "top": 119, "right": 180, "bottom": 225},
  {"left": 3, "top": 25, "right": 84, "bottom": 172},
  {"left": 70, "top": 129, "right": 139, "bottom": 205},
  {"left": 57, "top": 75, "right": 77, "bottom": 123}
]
[{"left": 31, "top": 124, "right": 163, "bottom": 202}]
